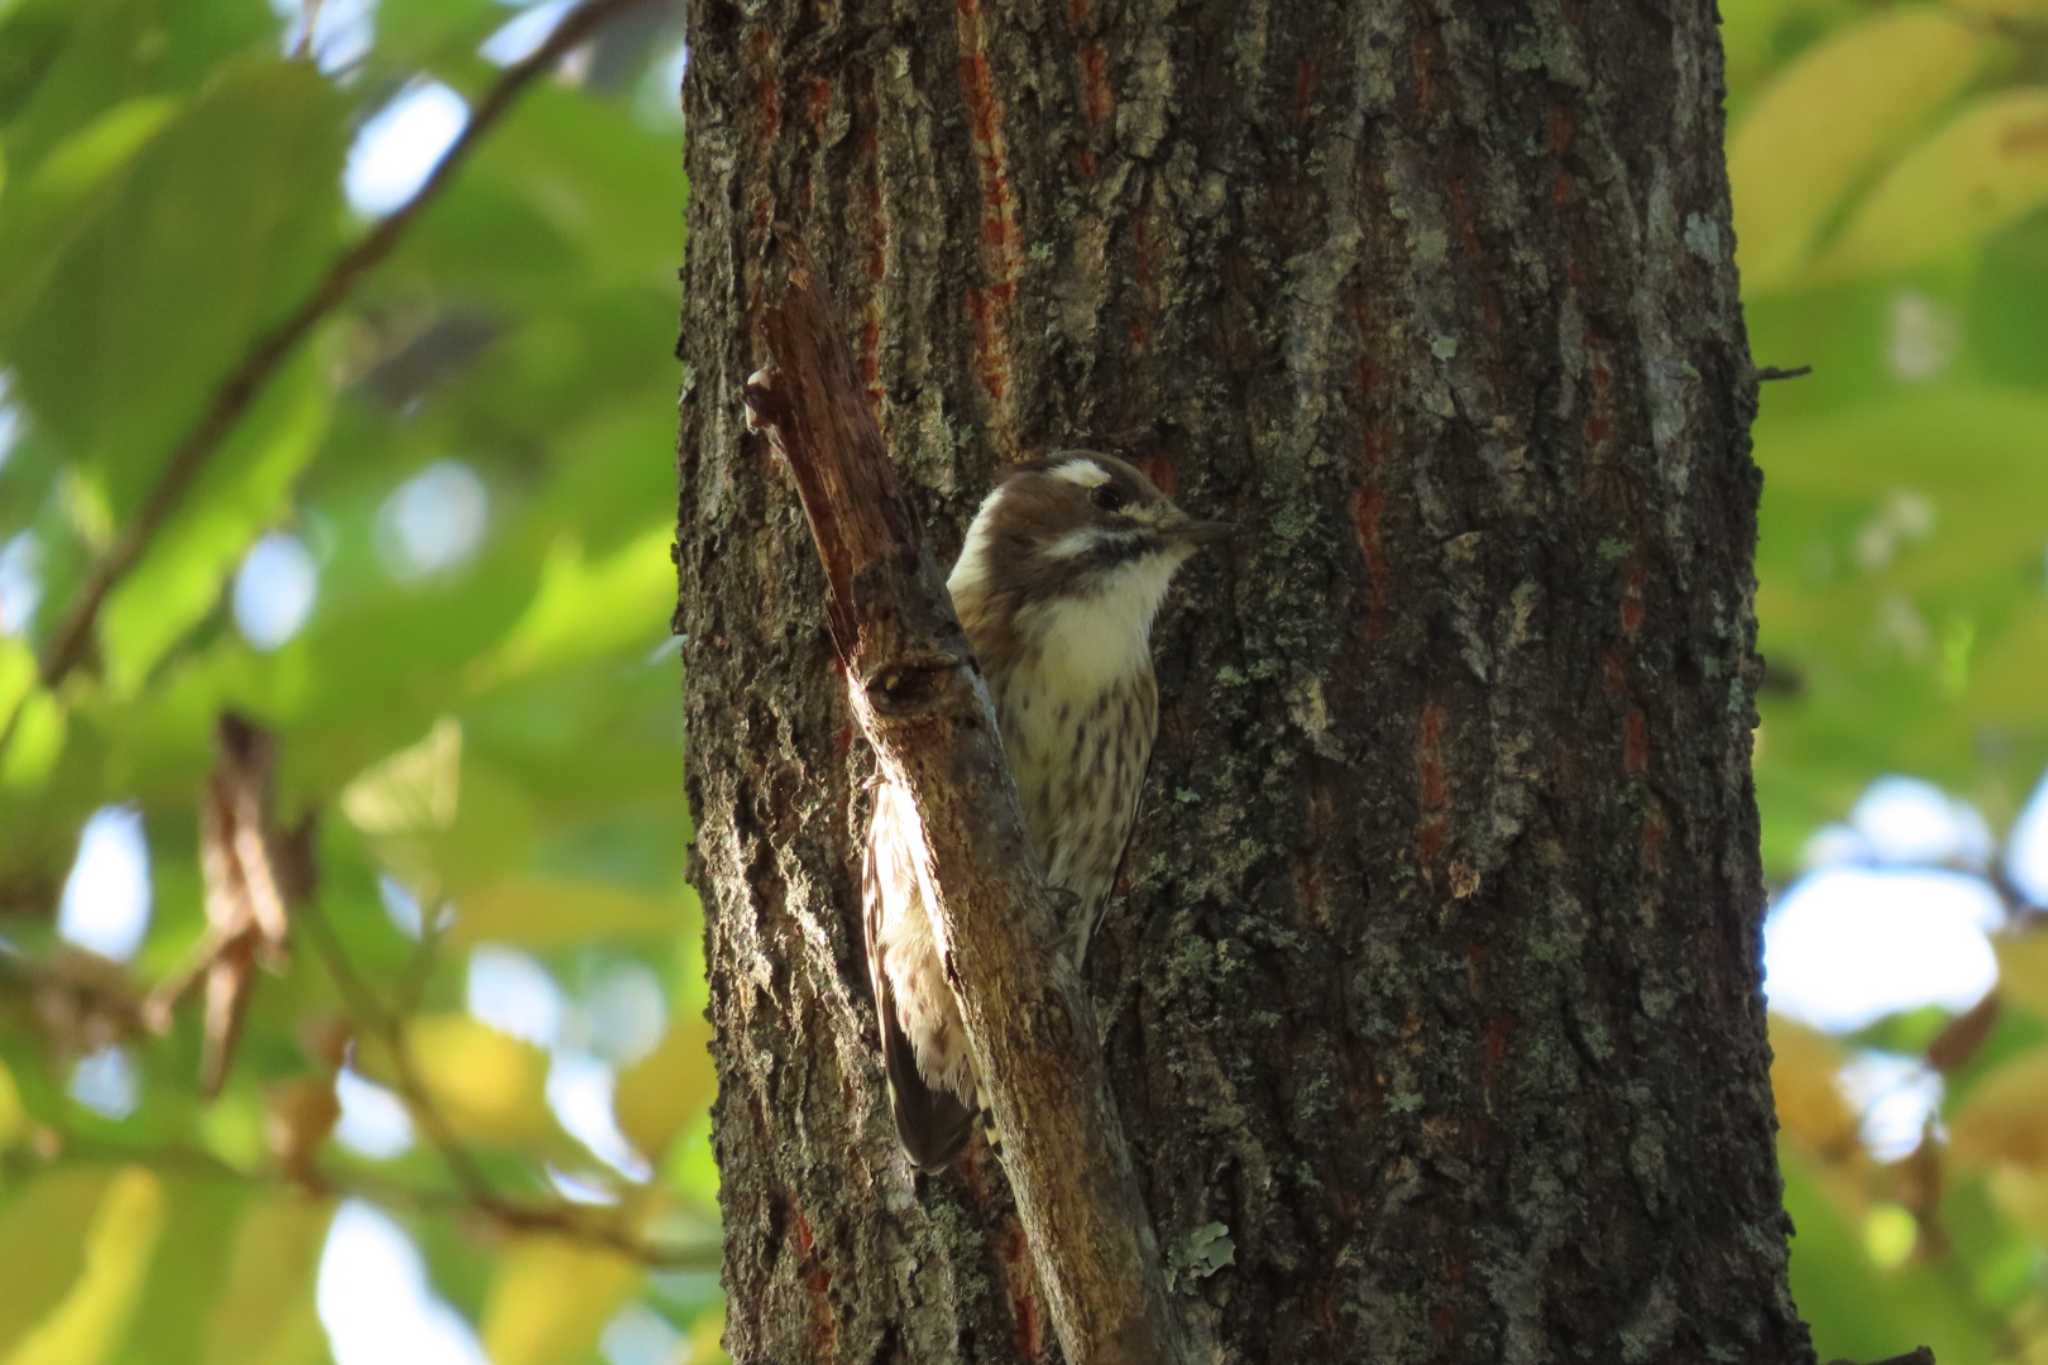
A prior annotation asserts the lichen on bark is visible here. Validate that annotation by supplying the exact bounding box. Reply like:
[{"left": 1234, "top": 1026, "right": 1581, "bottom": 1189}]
[{"left": 676, "top": 1, "right": 1813, "bottom": 1361}]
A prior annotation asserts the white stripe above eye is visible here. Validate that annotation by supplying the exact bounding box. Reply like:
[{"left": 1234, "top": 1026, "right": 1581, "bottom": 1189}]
[{"left": 1049, "top": 458, "right": 1110, "bottom": 488}]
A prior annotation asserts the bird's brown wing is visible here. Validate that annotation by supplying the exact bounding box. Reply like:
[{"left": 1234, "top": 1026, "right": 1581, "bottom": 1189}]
[{"left": 863, "top": 797, "right": 972, "bottom": 1171}]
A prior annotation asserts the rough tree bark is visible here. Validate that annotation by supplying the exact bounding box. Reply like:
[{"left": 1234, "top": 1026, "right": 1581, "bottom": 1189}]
[
  {"left": 675, "top": 2, "right": 1813, "bottom": 1362},
  {"left": 741, "top": 269, "right": 1188, "bottom": 1364}
]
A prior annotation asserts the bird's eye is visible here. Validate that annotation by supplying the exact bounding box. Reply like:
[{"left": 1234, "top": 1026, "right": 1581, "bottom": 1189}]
[{"left": 1090, "top": 483, "right": 1130, "bottom": 513}]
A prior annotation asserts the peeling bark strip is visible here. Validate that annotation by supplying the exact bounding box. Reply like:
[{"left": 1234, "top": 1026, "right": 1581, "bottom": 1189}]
[
  {"left": 742, "top": 248, "right": 1190, "bottom": 1365},
  {"left": 680, "top": 1, "right": 1817, "bottom": 1361}
]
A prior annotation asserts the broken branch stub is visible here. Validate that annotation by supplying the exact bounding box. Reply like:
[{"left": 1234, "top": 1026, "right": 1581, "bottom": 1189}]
[{"left": 746, "top": 242, "right": 1192, "bottom": 1365}]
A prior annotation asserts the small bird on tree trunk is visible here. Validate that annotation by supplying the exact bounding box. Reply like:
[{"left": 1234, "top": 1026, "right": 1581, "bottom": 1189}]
[{"left": 863, "top": 451, "right": 1229, "bottom": 1169}]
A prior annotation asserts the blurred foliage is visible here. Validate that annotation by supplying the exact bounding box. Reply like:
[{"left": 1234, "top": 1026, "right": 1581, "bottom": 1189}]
[
  {"left": 0, "top": 0, "right": 714, "bottom": 1362},
  {"left": 0, "top": 0, "right": 2044, "bottom": 1362},
  {"left": 1730, "top": 0, "right": 2048, "bottom": 1360}
]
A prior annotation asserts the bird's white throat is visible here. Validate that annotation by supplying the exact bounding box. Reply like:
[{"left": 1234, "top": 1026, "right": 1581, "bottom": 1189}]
[{"left": 1005, "top": 546, "right": 1187, "bottom": 699}]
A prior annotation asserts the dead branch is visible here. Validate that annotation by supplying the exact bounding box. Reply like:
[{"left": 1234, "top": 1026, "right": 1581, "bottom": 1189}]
[
  {"left": 144, "top": 713, "right": 317, "bottom": 1096},
  {"left": 743, "top": 241, "right": 1192, "bottom": 1365}
]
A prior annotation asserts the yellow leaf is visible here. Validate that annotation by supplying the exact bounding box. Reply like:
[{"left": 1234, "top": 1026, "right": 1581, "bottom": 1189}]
[
  {"left": 202, "top": 1197, "right": 335, "bottom": 1365},
  {"left": 1768, "top": 1013, "right": 1858, "bottom": 1153},
  {"left": 450, "top": 878, "right": 690, "bottom": 950},
  {"left": 1986, "top": 1165, "right": 2048, "bottom": 1242},
  {"left": 0, "top": 1170, "right": 108, "bottom": 1349},
  {"left": 469, "top": 525, "right": 676, "bottom": 686},
  {"left": 340, "top": 722, "right": 541, "bottom": 894},
  {"left": 354, "top": 1014, "right": 560, "bottom": 1150},
  {"left": 0, "top": 1060, "right": 24, "bottom": 1148},
  {"left": 341, "top": 717, "right": 462, "bottom": 837},
  {"left": 1728, "top": 9, "right": 1993, "bottom": 291},
  {"left": 1995, "top": 932, "right": 2048, "bottom": 1018},
  {"left": 0, "top": 683, "right": 64, "bottom": 791},
  {"left": 614, "top": 1013, "right": 716, "bottom": 1162},
  {"left": 1822, "top": 91, "right": 2048, "bottom": 279},
  {"left": 1949, "top": 0, "right": 2048, "bottom": 15},
  {"left": 1949, "top": 1052, "right": 2048, "bottom": 1166},
  {"left": 5, "top": 1167, "right": 167, "bottom": 1365},
  {"left": 679, "top": 1310, "right": 729, "bottom": 1363},
  {"left": 1861, "top": 1203, "right": 1918, "bottom": 1270},
  {"left": 480, "top": 1238, "right": 640, "bottom": 1365}
]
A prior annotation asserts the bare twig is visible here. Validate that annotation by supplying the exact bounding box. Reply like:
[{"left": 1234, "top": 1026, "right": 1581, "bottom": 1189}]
[
  {"left": 1755, "top": 364, "right": 1814, "bottom": 382},
  {"left": 744, "top": 240, "right": 1192, "bottom": 1365},
  {"left": 0, "top": 0, "right": 656, "bottom": 758}
]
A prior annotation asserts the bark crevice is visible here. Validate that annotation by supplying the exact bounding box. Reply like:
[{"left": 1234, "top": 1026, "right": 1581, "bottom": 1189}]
[
  {"left": 677, "top": 2, "right": 1814, "bottom": 1361},
  {"left": 741, "top": 250, "right": 1188, "bottom": 1365}
]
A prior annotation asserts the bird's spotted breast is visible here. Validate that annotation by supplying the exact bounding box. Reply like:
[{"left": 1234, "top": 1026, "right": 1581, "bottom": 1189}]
[
  {"left": 870, "top": 448, "right": 1215, "bottom": 1168},
  {"left": 997, "top": 661, "right": 1157, "bottom": 961}
]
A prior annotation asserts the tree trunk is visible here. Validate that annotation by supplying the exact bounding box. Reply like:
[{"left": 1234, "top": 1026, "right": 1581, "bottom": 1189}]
[{"left": 674, "top": 2, "right": 1813, "bottom": 1362}]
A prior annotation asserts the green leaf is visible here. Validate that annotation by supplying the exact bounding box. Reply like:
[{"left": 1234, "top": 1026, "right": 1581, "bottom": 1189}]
[
  {"left": 339, "top": 719, "right": 542, "bottom": 898},
  {"left": 0, "top": 676, "right": 64, "bottom": 794},
  {"left": 480, "top": 1237, "right": 641, "bottom": 1365},
  {"left": 450, "top": 877, "right": 689, "bottom": 951},
  {"left": 613, "top": 1011, "right": 714, "bottom": 1162},
  {"left": 352, "top": 1013, "right": 568, "bottom": 1154},
  {"left": 112, "top": 1167, "right": 250, "bottom": 1365},
  {"left": 390, "top": 82, "right": 680, "bottom": 304},
  {"left": 1718, "top": 0, "right": 1864, "bottom": 105},
  {"left": 97, "top": 345, "right": 331, "bottom": 695},
  {"left": 201, "top": 1196, "right": 335, "bottom": 1365},
  {"left": 0, "top": 96, "right": 183, "bottom": 331},
  {"left": 1728, "top": 8, "right": 1996, "bottom": 292},
  {"left": 2, "top": 59, "right": 346, "bottom": 498},
  {"left": 1781, "top": 1150, "right": 1996, "bottom": 1365},
  {"left": 1753, "top": 388, "right": 2048, "bottom": 866},
  {"left": 469, "top": 523, "right": 676, "bottom": 686},
  {"left": 1822, "top": 90, "right": 2048, "bottom": 281},
  {"left": 366, "top": 0, "right": 508, "bottom": 75},
  {"left": 0, "top": 0, "right": 275, "bottom": 175},
  {"left": 0, "top": 1168, "right": 110, "bottom": 1351},
  {"left": 3, "top": 1166, "right": 168, "bottom": 1365}
]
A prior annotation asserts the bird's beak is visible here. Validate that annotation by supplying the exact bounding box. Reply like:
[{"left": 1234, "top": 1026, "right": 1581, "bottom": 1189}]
[{"left": 1171, "top": 518, "right": 1234, "bottom": 546}]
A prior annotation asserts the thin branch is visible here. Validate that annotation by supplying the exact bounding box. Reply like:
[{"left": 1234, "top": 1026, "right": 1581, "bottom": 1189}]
[
  {"left": 294, "top": 895, "right": 714, "bottom": 1265},
  {"left": 0, "top": 0, "right": 656, "bottom": 758},
  {"left": 296, "top": 896, "right": 495, "bottom": 1205},
  {"left": 744, "top": 240, "right": 1193, "bottom": 1365},
  {"left": 335, "top": 1165, "right": 721, "bottom": 1269},
  {"left": 291, "top": 0, "right": 326, "bottom": 62},
  {"left": 1755, "top": 364, "right": 1814, "bottom": 382},
  {"left": 6, "top": 1136, "right": 717, "bottom": 1269}
]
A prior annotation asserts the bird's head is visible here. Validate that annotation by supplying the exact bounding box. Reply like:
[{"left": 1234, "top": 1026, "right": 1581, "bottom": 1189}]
[{"left": 947, "top": 452, "right": 1229, "bottom": 645}]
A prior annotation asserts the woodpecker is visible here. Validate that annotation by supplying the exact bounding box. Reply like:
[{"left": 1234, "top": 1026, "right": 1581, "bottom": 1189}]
[{"left": 862, "top": 451, "right": 1229, "bottom": 1169}]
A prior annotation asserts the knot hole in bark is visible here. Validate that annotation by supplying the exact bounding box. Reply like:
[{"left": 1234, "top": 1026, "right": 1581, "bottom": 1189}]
[{"left": 865, "top": 655, "right": 965, "bottom": 717}]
